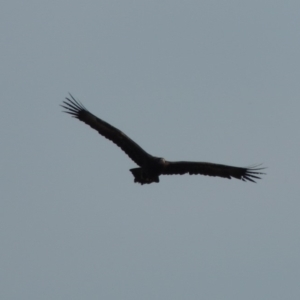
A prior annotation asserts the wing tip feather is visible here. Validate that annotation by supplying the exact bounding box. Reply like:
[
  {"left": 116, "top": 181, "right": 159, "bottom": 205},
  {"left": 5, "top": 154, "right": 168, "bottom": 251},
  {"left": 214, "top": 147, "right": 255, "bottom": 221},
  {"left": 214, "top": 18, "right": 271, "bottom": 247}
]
[
  {"left": 61, "top": 93, "right": 88, "bottom": 118},
  {"left": 242, "top": 164, "right": 266, "bottom": 183}
]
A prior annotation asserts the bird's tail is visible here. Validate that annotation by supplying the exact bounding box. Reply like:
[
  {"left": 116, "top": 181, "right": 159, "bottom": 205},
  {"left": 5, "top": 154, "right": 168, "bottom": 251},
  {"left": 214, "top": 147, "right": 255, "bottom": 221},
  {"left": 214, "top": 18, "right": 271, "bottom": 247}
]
[{"left": 129, "top": 168, "right": 159, "bottom": 185}]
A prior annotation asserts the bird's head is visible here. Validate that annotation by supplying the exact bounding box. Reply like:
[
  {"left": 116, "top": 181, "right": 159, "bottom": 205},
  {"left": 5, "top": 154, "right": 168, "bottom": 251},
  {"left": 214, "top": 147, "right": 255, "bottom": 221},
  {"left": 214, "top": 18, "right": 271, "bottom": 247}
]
[{"left": 155, "top": 157, "right": 166, "bottom": 165}]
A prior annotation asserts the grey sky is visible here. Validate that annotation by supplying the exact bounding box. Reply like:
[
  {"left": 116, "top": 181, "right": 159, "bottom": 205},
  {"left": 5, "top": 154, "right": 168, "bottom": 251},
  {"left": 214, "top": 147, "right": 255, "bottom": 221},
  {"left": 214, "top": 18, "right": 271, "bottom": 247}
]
[{"left": 1, "top": 1, "right": 300, "bottom": 299}]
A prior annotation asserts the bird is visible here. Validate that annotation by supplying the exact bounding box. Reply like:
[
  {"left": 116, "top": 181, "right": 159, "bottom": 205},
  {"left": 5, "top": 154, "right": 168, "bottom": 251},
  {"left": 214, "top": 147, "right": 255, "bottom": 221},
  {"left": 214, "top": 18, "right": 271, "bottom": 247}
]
[{"left": 61, "top": 94, "right": 265, "bottom": 185}]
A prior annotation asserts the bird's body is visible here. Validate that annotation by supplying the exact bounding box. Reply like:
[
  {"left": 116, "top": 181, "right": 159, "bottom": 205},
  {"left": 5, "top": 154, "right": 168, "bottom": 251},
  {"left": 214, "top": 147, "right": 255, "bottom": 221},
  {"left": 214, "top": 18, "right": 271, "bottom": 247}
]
[{"left": 61, "top": 94, "right": 265, "bottom": 184}]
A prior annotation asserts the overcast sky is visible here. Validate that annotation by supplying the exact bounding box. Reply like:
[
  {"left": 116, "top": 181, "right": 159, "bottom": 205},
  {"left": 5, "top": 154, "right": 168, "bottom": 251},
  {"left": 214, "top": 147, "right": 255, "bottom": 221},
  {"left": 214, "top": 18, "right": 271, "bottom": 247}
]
[{"left": 1, "top": 1, "right": 300, "bottom": 299}]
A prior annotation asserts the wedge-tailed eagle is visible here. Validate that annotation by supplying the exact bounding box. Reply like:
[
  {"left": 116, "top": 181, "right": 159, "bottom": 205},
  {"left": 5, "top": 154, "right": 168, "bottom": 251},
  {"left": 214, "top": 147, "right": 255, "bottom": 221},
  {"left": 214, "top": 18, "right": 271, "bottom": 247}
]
[{"left": 61, "top": 94, "right": 265, "bottom": 184}]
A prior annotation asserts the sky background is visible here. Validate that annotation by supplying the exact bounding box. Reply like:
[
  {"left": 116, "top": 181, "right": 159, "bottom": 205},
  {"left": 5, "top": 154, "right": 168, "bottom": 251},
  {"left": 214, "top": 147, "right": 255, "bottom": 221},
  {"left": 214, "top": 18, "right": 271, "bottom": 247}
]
[{"left": 1, "top": 1, "right": 300, "bottom": 299}]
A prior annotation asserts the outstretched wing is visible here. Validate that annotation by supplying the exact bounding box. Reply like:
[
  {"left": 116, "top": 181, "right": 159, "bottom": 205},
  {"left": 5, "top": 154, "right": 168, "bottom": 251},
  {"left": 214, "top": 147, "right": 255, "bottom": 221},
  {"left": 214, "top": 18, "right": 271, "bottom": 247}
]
[
  {"left": 162, "top": 161, "right": 265, "bottom": 182},
  {"left": 61, "top": 94, "right": 152, "bottom": 166}
]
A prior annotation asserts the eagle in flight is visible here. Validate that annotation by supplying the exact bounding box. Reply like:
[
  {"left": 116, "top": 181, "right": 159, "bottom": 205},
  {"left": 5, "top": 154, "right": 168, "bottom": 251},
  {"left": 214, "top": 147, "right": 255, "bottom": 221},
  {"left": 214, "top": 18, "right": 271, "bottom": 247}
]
[{"left": 61, "top": 94, "right": 265, "bottom": 185}]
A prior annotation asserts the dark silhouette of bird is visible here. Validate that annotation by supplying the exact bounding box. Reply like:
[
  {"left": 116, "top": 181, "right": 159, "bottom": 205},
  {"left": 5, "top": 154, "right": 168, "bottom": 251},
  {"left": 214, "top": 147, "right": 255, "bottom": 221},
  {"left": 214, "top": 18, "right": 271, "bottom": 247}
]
[{"left": 61, "top": 94, "right": 265, "bottom": 185}]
